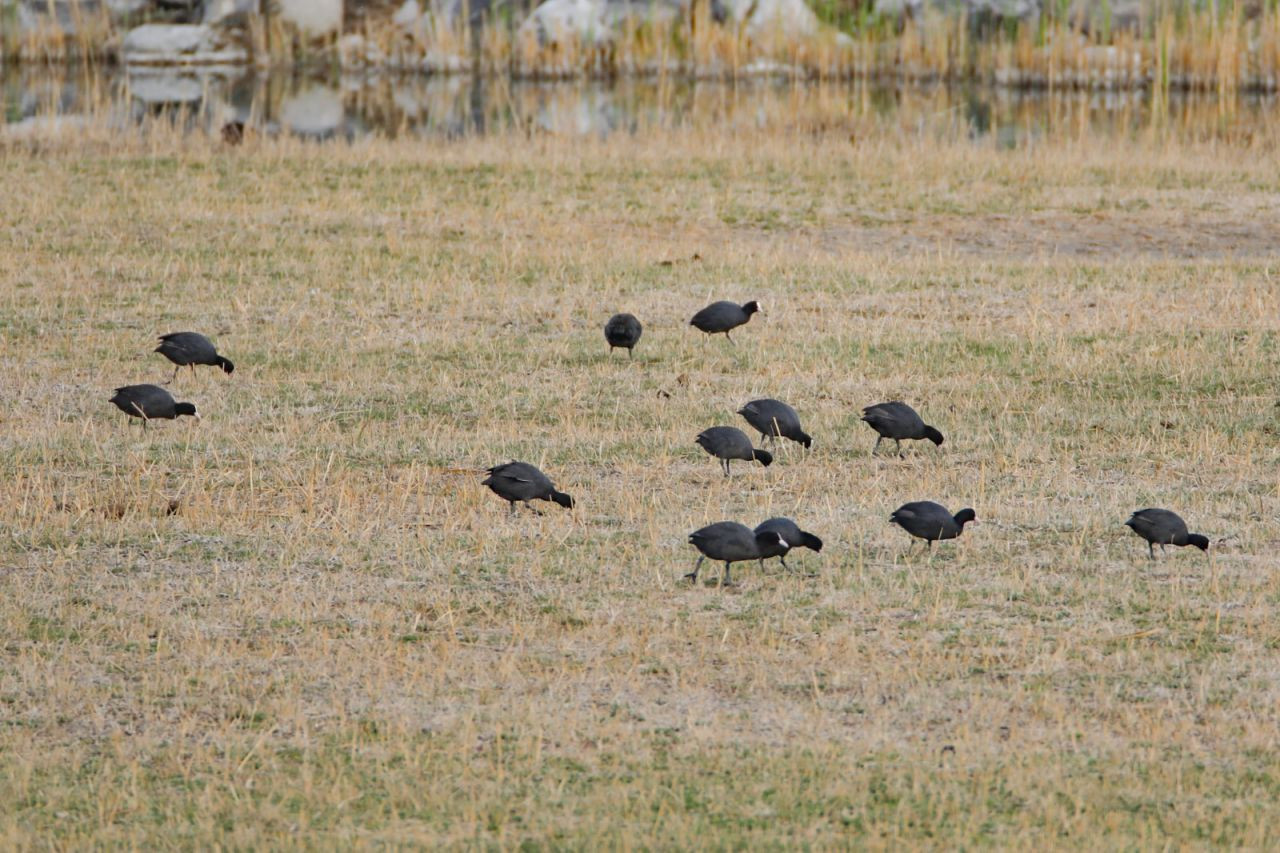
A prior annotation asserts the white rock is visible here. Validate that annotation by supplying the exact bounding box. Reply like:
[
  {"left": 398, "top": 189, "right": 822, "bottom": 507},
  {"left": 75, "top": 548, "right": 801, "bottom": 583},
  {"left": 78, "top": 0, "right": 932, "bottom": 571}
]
[
  {"left": 122, "top": 24, "right": 248, "bottom": 65},
  {"left": 277, "top": 0, "right": 343, "bottom": 36},
  {"left": 393, "top": 0, "right": 424, "bottom": 27},
  {"left": 520, "top": 0, "right": 612, "bottom": 46},
  {"left": 203, "top": 0, "right": 258, "bottom": 24}
]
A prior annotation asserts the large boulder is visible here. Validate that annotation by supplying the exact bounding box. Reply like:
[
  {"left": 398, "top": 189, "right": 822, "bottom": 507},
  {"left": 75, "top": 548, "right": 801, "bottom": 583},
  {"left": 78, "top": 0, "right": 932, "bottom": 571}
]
[
  {"left": 277, "top": 0, "right": 343, "bottom": 36},
  {"left": 720, "top": 0, "right": 818, "bottom": 38},
  {"left": 122, "top": 23, "right": 248, "bottom": 64},
  {"left": 519, "top": 0, "right": 612, "bottom": 46}
]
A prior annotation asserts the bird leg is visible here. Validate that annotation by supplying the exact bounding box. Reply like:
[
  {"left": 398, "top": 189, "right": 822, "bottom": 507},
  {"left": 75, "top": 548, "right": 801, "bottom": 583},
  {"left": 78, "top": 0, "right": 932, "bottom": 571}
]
[
  {"left": 684, "top": 556, "right": 705, "bottom": 583},
  {"left": 779, "top": 554, "right": 791, "bottom": 571},
  {"left": 872, "top": 435, "right": 882, "bottom": 455},
  {"left": 896, "top": 439, "right": 904, "bottom": 458},
  {"left": 167, "top": 365, "right": 180, "bottom": 385},
  {"left": 720, "top": 562, "right": 732, "bottom": 587},
  {"left": 508, "top": 501, "right": 517, "bottom": 515},
  {"left": 1148, "top": 542, "right": 1155, "bottom": 560},
  {"left": 724, "top": 331, "right": 734, "bottom": 345},
  {"left": 722, "top": 459, "right": 730, "bottom": 477}
]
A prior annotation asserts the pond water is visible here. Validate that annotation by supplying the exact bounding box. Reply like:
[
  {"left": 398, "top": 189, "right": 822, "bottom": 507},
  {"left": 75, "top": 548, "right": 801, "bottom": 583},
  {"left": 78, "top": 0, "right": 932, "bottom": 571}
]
[{"left": 3, "top": 66, "right": 1277, "bottom": 143}]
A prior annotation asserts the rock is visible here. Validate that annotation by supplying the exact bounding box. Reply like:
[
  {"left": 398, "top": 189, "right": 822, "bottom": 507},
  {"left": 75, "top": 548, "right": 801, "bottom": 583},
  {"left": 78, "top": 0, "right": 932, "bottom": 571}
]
[
  {"left": 720, "top": 0, "right": 820, "bottom": 39},
  {"left": 122, "top": 24, "right": 248, "bottom": 64},
  {"left": 519, "top": 0, "right": 612, "bottom": 46},
  {"left": 277, "top": 0, "right": 343, "bottom": 37},
  {"left": 392, "top": 0, "right": 424, "bottom": 27},
  {"left": 203, "top": 0, "right": 258, "bottom": 25},
  {"left": 873, "top": 0, "right": 1039, "bottom": 22}
]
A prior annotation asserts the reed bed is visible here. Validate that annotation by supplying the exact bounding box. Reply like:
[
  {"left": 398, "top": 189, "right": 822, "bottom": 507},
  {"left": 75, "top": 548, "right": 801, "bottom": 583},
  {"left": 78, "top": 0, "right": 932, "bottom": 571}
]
[
  {"left": 1, "top": 113, "right": 1279, "bottom": 846},
  {"left": 4, "top": 0, "right": 1280, "bottom": 91}
]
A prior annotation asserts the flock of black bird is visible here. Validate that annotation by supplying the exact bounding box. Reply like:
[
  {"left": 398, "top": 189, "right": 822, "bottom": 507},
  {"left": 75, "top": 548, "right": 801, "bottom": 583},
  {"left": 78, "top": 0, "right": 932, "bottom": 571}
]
[{"left": 108, "top": 300, "right": 1210, "bottom": 587}]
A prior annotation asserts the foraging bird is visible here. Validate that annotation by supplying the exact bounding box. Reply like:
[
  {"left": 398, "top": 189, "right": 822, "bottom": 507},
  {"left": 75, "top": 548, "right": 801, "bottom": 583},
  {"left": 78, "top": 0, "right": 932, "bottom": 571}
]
[
  {"left": 754, "top": 517, "right": 823, "bottom": 570},
  {"left": 861, "top": 401, "right": 944, "bottom": 456},
  {"left": 738, "top": 398, "right": 812, "bottom": 448},
  {"left": 695, "top": 426, "right": 773, "bottom": 476},
  {"left": 890, "top": 501, "right": 975, "bottom": 548},
  {"left": 686, "top": 521, "right": 788, "bottom": 586},
  {"left": 221, "top": 121, "right": 245, "bottom": 145},
  {"left": 108, "top": 384, "right": 200, "bottom": 428},
  {"left": 689, "top": 300, "right": 760, "bottom": 343},
  {"left": 482, "top": 461, "right": 574, "bottom": 514},
  {"left": 155, "top": 332, "right": 235, "bottom": 384},
  {"left": 604, "top": 313, "right": 643, "bottom": 358},
  {"left": 1124, "top": 508, "right": 1209, "bottom": 559}
]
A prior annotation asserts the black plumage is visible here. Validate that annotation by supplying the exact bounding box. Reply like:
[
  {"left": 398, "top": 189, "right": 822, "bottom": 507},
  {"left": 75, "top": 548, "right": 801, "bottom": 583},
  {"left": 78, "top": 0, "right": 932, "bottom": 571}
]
[
  {"left": 689, "top": 300, "right": 760, "bottom": 343},
  {"left": 860, "top": 401, "right": 944, "bottom": 456},
  {"left": 889, "top": 501, "right": 975, "bottom": 548},
  {"left": 1125, "top": 508, "right": 1209, "bottom": 559},
  {"left": 754, "top": 517, "right": 823, "bottom": 570},
  {"left": 108, "top": 384, "right": 199, "bottom": 427},
  {"left": 604, "top": 313, "right": 643, "bottom": 357},
  {"left": 482, "top": 461, "right": 574, "bottom": 513},
  {"left": 686, "top": 521, "right": 787, "bottom": 586},
  {"left": 695, "top": 426, "right": 773, "bottom": 476},
  {"left": 738, "top": 398, "right": 812, "bottom": 448},
  {"left": 155, "top": 332, "right": 235, "bottom": 383}
]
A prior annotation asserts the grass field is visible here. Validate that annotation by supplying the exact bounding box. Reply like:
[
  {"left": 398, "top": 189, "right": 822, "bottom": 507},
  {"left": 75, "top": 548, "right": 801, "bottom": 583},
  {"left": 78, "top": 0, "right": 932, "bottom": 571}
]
[{"left": 2, "top": 115, "right": 1280, "bottom": 846}]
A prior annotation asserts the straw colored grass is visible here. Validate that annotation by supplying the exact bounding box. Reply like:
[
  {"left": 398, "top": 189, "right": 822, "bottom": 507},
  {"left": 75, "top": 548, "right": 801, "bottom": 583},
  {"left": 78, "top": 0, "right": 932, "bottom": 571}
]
[{"left": 1, "top": 119, "right": 1280, "bottom": 846}]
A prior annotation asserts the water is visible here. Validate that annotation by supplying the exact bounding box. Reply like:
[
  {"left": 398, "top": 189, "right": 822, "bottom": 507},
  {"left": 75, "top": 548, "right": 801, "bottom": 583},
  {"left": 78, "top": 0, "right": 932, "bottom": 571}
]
[{"left": 3, "top": 65, "right": 1277, "bottom": 143}]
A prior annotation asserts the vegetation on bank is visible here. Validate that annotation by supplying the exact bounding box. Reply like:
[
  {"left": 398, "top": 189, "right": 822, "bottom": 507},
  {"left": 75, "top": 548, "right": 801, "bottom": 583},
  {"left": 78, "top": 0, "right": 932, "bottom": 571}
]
[{"left": 2, "top": 0, "right": 1279, "bottom": 91}]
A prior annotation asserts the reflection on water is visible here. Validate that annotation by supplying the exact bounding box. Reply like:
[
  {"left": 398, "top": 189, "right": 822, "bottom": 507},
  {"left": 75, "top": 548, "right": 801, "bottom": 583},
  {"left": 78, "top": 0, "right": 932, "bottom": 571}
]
[{"left": 3, "top": 66, "right": 1277, "bottom": 143}]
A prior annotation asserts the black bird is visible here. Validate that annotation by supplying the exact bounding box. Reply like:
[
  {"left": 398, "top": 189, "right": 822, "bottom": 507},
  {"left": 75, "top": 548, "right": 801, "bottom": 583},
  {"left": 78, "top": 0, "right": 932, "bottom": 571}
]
[
  {"left": 890, "top": 501, "right": 975, "bottom": 548},
  {"left": 686, "top": 521, "right": 788, "bottom": 586},
  {"left": 861, "top": 401, "right": 944, "bottom": 456},
  {"left": 482, "top": 461, "right": 574, "bottom": 514},
  {"left": 604, "top": 313, "right": 643, "bottom": 358},
  {"left": 689, "top": 300, "right": 761, "bottom": 343},
  {"left": 155, "top": 332, "right": 235, "bottom": 383},
  {"left": 695, "top": 426, "right": 773, "bottom": 476},
  {"left": 108, "top": 384, "right": 200, "bottom": 428},
  {"left": 738, "top": 398, "right": 812, "bottom": 449},
  {"left": 1124, "top": 508, "right": 1209, "bottom": 559},
  {"left": 754, "top": 517, "right": 823, "bottom": 570}
]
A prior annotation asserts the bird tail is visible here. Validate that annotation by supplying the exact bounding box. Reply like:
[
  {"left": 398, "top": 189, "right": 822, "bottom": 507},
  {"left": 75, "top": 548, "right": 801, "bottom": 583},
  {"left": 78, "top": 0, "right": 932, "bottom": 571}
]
[{"left": 753, "top": 449, "right": 773, "bottom": 467}]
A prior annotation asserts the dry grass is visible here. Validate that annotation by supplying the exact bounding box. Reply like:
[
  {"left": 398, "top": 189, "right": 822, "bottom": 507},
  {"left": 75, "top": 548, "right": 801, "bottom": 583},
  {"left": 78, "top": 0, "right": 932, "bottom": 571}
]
[{"left": 2, "top": 116, "right": 1280, "bottom": 846}]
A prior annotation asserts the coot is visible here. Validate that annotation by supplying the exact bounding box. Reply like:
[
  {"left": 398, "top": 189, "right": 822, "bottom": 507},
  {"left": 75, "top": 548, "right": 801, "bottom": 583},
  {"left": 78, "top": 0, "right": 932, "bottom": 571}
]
[
  {"left": 108, "top": 384, "right": 200, "bottom": 428},
  {"left": 1125, "top": 508, "right": 1209, "bottom": 559},
  {"left": 861, "top": 401, "right": 944, "bottom": 456},
  {"left": 689, "top": 300, "right": 760, "bottom": 343},
  {"left": 604, "top": 313, "right": 643, "bottom": 357},
  {"left": 686, "top": 521, "right": 787, "bottom": 586},
  {"left": 738, "top": 398, "right": 812, "bottom": 448},
  {"left": 890, "top": 501, "right": 975, "bottom": 548},
  {"left": 482, "top": 462, "right": 574, "bottom": 513},
  {"left": 696, "top": 426, "right": 773, "bottom": 476}
]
